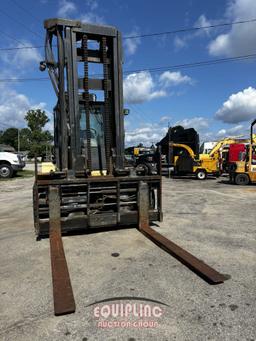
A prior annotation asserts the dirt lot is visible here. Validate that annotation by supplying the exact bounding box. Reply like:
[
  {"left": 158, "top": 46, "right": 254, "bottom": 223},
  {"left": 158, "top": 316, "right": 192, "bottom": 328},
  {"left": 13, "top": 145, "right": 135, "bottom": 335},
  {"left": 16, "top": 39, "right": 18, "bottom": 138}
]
[{"left": 0, "top": 175, "right": 255, "bottom": 341}]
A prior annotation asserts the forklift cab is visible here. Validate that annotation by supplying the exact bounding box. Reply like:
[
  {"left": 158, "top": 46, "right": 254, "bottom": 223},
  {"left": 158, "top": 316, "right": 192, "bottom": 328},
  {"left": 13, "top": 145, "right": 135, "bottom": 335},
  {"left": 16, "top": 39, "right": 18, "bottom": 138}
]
[
  {"left": 251, "top": 145, "right": 256, "bottom": 165},
  {"left": 79, "top": 101, "right": 107, "bottom": 172}
]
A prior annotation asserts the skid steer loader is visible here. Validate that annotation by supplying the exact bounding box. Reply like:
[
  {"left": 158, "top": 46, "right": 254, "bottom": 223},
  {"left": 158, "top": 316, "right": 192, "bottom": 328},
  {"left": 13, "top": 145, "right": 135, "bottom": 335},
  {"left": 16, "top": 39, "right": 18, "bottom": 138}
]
[{"left": 33, "top": 18, "right": 227, "bottom": 316}]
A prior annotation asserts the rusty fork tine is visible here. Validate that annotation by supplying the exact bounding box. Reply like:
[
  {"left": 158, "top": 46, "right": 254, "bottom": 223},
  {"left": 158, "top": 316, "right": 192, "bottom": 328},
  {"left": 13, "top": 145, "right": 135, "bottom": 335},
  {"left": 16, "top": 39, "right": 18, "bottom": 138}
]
[
  {"left": 138, "top": 181, "right": 228, "bottom": 285},
  {"left": 49, "top": 186, "right": 76, "bottom": 315}
]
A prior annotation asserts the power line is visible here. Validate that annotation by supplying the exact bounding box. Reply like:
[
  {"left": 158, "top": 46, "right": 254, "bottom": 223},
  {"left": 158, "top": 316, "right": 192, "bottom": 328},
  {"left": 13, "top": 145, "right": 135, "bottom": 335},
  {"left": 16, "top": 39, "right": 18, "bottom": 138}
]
[
  {"left": 0, "top": 17, "right": 256, "bottom": 52},
  {"left": 10, "top": 0, "right": 41, "bottom": 23},
  {"left": 0, "top": 53, "right": 255, "bottom": 83},
  {"left": 0, "top": 77, "right": 49, "bottom": 82},
  {"left": 123, "top": 53, "right": 256, "bottom": 74},
  {"left": 0, "top": 45, "right": 44, "bottom": 51},
  {"left": 0, "top": 30, "right": 27, "bottom": 47},
  {"left": 129, "top": 104, "right": 148, "bottom": 124},
  {"left": 124, "top": 18, "right": 256, "bottom": 39},
  {"left": 0, "top": 8, "right": 42, "bottom": 39}
]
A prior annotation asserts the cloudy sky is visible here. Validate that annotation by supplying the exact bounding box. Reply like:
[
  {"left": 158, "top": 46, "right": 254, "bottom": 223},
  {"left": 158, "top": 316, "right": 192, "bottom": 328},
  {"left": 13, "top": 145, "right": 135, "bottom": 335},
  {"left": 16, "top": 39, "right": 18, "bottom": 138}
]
[{"left": 0, "top": 0, "right": 256, "bottom": 145}]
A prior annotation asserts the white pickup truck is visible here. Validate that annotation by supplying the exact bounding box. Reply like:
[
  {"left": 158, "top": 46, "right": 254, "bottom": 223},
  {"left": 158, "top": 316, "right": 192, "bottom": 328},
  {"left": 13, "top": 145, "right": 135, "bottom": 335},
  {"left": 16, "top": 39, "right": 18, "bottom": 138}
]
[{"left": 0, "top": 151, "right": 26, "bottom": 178}]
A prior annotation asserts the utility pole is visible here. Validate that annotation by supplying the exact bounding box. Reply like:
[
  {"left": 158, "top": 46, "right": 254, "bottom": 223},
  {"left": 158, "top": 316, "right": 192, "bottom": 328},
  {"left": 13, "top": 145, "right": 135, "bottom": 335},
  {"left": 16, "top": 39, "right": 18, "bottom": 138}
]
[
  {"left": 168, "top": 121, "right": 171, "bottom": 178},
  {"left": 18, "top": 129, "right": 20, "bottom": 153}
]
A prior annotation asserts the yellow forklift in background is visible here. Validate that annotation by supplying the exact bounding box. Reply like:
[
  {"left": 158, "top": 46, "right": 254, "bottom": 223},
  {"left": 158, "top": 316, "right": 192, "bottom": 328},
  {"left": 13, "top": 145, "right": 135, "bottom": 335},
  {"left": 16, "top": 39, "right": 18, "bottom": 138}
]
[{"left": 229, "top": 119, "right": 256, "bottom": 185}]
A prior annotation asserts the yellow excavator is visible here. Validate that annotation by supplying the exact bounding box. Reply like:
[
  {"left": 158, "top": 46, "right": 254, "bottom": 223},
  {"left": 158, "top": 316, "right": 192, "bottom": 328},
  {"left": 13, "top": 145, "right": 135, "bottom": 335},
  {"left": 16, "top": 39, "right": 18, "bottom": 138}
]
[
  {"left": 229, "top": 119, "right": 256, "bottom": 185},
  {"left": 170, "top": 136, "right": 251, "bottom": 180},
  {"left": 200, "top": 136, "right": 251, "bottom": 172}
]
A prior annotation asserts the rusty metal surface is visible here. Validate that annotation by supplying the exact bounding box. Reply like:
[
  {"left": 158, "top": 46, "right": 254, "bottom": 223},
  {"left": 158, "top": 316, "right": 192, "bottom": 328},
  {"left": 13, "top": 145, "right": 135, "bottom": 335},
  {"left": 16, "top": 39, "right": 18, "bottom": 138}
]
[
  {"left": 138, "top": 181, "right": 150, "bottom": 230},
  {"left": 49, "top": 186, "right": 76, "bottom": 315},
  {"left": 139, "top": 224, "right": 226, "bottom": 284},
  {"left": 37, "top": 174, "right": 162, "bottom": 185}
]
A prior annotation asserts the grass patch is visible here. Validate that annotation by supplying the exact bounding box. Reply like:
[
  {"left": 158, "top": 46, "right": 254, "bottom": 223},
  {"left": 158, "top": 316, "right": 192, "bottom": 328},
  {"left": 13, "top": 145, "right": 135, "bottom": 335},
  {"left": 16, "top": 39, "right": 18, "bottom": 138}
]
[
  {"left": 0, "top": 170, "right": 34, "bottom": 181},
  {"left": 17, "top": 170, "right": 35, "bottom": 178}
]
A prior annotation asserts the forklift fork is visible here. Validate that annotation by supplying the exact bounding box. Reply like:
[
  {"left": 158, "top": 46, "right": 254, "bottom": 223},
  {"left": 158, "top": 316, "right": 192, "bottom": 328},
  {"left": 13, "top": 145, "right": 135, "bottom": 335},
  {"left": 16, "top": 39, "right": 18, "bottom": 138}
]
[
  {"left": 137, "top": 182, "right": 226, "bottom": 285},
  {"left": 48, "top": 182, "right": 227, "bottom": 316},
  {"left": 49, "top": 186, "right": 76, "bottom": 315}
]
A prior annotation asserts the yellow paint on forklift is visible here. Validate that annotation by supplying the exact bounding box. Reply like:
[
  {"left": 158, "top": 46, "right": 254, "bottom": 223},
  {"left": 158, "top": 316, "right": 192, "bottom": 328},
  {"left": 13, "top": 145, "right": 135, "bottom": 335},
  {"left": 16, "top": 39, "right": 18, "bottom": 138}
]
[
  {"left": 39, "top": 162, "right": 56, "bottom": 174},
  {"left": 91, "top": 170, "right": 107, "bottom": 176},
  {"left": 134, "top": 148, "right": 140, "bottom": 156}
]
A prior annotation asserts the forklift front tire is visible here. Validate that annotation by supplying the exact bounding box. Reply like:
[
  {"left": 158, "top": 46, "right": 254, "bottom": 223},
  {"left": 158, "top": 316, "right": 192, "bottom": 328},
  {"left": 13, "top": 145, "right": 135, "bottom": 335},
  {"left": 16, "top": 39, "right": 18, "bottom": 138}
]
[{"left": 196, "top": 169, "right": 207, "bottom": 180}]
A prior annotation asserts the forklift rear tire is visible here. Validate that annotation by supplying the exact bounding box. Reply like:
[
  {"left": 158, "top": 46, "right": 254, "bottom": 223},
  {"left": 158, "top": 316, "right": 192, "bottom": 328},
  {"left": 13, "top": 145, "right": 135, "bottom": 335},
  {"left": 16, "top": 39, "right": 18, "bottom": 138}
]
[
  {"left": 235, "top": 173, "right": 249, "bottom": 185},
  {"left": 196, "top": 169, "right": 207, "bottom": 180}
]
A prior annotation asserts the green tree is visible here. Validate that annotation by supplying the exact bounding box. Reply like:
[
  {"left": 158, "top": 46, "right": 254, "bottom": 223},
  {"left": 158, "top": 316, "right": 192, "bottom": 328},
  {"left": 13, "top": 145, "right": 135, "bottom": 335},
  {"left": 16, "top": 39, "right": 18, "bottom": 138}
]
[
  {"left": 0, "top": 128, "right": 19, "bottom": 150},
  {"left": 19, "top": 128, "right": 31, "bottom": 151},
  {"left": 25, "top": 109, "right": 50, "bottom": 132},
  {"left": 24, "top": 109, "right": 53, "bottom": 158}
]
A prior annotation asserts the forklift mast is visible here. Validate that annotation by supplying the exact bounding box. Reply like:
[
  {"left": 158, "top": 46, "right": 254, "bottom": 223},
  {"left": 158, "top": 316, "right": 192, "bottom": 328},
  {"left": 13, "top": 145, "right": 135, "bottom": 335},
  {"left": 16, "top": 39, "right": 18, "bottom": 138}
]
[
  {"left": 43, "top": 18, "right": 125, "bottom": 175},
  {"left": 251, "top": 119, "right": 256, "bottom": 144},
  {"left": 34, "top": 18, "right": 163, "bottom": 237}
]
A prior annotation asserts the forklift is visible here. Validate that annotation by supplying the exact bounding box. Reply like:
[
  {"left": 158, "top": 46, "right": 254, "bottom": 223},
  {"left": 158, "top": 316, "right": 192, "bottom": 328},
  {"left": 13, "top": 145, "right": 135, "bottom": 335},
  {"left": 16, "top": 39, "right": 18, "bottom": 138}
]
[
  {"left": 34, "top": 18, "right": 227, "bottom": 316},
  {"left": 229, "top": 119, "right": 256, "bottom": 185}
]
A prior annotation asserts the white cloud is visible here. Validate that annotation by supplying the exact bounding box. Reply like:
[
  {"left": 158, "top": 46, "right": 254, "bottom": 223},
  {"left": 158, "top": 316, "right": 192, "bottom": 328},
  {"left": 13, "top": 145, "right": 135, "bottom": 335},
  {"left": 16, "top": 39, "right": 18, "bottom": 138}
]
[
  {"left": 0, "top": 88, "right": 48, "bottom": 128},
  {"left": 82, "top": 0, "right": 104, "bottom": 24},
  {"left": 14, "top": 43, "right": 42, "bottom": 67},
  {"left": 57, "top": 0, "right": 76, "bottom": 17},
  {"left": 123, "top": 70, "right": 194, "bottom": 104},
  {"left": 125, "top": 116, "right": 210, "bottom": 146},
  {"left": 174, "top": 116, "right": 209, "bottom": 131},
  {"left": 217, "top": 124, "right": 245, "bottom": 137},
  {"left": 0, "top": 43, "right": 49, "bottom": 130},
  {"left": 123, "top": 71, "right": 166, "bottom": 104},
  {"left": 0, "top": 41, "right": 42, "bottom": 69},
  {"left": 194, "top": 14, "right": 212, "bottom": 37},
  {"left": 160, "top": 115, "right": 171, "bottom": 123},
  {"left": 125, "top": 124, "right": 167, "bottom": 146},
  {"left": 57, "top": 0, "right": 103, "bottom": 24},
  {"left": 200, "top": 131, "right": 214, "bottom": 142},
  {"left": 173, "top": 36, "right": 187, "bottom": 50},
  {"left": 173, "top": 14, "right": 214, "bottom": 51},
  {"left": 124, "top": 116, "right": 211, "bottom": 146},
  {"left": 208, "top": 0, "right": 256, "bottom": 56},
  {"left": 124, "top": 29, "right": 141, "bottom": 56},
  {"left": 215, "top": 87, "right": 256, "bottom": 123},
  {"left": 86, "top": 0, "right": 98, "bottom": 10},
  {"left": 80, "top": 12, "right": 104, "bottom": 24},
  {"left": 159, "top": 71, "right": 192, "bottom": 86}
]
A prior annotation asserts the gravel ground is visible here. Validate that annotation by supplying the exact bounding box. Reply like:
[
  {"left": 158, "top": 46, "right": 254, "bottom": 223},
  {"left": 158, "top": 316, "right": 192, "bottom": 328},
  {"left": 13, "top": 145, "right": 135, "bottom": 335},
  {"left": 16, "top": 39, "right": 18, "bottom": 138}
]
[{"left": 0, "top": 175, "right": 255, "bottom": 341}]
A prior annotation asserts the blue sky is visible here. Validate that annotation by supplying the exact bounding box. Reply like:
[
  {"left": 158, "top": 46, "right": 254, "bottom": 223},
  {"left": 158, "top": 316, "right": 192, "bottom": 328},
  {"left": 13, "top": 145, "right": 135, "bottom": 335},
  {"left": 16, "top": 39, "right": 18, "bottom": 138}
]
[{"left": 0, "top": 0, "right": 256, "bottom": 146}]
